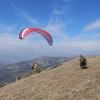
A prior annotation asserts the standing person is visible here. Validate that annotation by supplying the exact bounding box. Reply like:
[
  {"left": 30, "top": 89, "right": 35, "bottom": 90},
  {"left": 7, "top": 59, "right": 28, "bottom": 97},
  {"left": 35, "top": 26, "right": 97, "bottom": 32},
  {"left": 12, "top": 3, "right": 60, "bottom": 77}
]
[{"left": 79, "top": 54, "right": 87, "bottom": 69}]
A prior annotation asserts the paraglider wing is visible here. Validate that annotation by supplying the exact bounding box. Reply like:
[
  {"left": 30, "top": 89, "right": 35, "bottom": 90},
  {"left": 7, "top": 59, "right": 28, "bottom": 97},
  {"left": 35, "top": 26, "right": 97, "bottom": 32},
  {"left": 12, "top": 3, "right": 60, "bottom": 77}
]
[{"left": 19, "top": 28, "right": 53, "bottom": 46}]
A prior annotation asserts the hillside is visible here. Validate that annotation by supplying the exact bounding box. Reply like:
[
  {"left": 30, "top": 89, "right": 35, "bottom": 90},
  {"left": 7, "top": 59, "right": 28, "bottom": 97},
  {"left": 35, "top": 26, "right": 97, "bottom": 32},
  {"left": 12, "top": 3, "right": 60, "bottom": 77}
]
[
  {"left": 0, "top": 56, "right": 100, "bottom": 100},
  {"left": 0, "top": 56, "right": 74, "bottom": 86}
]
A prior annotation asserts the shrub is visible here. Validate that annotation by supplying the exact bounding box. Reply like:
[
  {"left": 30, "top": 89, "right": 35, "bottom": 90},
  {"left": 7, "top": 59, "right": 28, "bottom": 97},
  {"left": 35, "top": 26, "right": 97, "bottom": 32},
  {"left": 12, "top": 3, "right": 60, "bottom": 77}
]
[
  {"left": 33, "top": 68, "right": 41, "bottom": 74},
  {"left": 17, "top": 76, "right": 22, "bottom": 80}
]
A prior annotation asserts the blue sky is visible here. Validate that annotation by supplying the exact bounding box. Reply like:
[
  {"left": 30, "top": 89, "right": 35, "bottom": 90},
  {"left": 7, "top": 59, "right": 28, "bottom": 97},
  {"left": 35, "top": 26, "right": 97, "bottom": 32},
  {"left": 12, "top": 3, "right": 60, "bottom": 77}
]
[{"left": 0, "top": 0, "right": 100, "bottom": 60}]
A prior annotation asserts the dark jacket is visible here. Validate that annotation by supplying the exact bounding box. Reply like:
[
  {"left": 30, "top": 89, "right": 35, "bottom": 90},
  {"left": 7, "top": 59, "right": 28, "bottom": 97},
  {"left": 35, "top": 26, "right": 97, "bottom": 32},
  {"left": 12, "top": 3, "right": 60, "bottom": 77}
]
[{"left": 79, "top": 56, "right": 87, "bottom": 66}]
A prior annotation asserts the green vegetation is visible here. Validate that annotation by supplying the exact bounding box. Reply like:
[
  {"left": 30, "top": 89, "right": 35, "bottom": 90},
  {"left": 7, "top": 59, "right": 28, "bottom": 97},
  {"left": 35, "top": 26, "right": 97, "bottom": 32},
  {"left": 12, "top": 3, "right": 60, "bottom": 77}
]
[
  {"left": 33, "top": 68, "right": 42, "bottom": 74},
  {"left": 17, "top": 76, "right": 22, "bottom": 80},
  {"left": 16, "top": 68, "right": 42, "bottom": 81}
]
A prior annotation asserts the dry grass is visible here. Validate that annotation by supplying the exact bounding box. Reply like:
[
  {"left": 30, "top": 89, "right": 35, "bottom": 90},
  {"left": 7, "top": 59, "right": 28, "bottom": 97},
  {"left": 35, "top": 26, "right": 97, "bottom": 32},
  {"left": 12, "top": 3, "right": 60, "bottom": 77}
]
[{"left": 0, "top": 56, "right": 100, "bottom": 100}]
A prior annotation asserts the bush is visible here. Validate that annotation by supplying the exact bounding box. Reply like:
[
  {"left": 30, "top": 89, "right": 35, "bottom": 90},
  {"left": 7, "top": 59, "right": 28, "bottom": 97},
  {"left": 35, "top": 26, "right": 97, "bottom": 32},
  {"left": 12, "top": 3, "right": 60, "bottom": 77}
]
[
  {"left": 33, "top": 68, "right": 41, "bottom": 74},
  {"left": 17, "top": 76, "right": 22, "bottom": 80}
]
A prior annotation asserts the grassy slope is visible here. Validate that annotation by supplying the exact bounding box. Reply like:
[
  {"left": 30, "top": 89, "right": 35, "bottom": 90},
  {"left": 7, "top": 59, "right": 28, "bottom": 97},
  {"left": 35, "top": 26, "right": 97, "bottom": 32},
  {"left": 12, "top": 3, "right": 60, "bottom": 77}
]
[{"left": 0, "top": 56, "right": 100, "bottom": 100}]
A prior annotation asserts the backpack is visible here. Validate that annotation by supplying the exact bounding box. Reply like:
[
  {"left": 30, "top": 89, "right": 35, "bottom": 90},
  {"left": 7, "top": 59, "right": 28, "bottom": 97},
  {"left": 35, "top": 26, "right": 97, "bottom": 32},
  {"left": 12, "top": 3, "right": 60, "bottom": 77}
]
[
  {"left": 80, "top": 57, "right": 87, "bottom": 66},
  {"left": 80, "top": 57, "right": 86, "bottom": 62}
]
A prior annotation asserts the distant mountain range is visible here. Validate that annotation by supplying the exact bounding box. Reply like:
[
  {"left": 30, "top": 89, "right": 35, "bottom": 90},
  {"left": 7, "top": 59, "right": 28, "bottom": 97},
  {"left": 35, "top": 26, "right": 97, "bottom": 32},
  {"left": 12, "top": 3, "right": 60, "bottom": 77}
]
[{"left": 0, "top": 56, "right": 76, "bottom": 86}]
